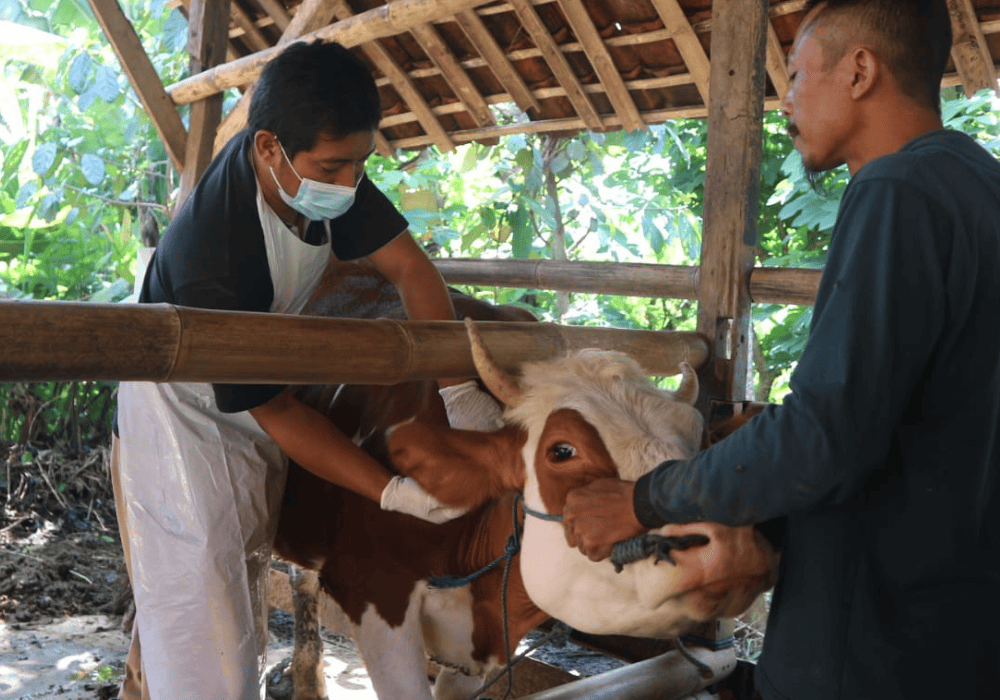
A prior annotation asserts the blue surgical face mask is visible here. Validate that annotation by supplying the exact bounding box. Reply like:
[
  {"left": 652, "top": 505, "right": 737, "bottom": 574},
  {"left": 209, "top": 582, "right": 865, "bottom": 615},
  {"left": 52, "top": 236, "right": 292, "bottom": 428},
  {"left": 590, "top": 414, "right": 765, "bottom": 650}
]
[{"left": 270, "top": 143, "right": 357, "bottom": 221}]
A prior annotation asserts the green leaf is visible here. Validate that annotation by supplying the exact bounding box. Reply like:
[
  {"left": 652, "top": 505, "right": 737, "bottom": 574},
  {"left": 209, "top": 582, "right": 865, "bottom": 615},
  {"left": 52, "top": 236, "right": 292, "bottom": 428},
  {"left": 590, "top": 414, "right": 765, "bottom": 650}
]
[
  {"left": 641, "top": 213, "right": 664, "bottom": 254},
  {"left": 95, "top": 64, "right": 119, "bottom": 102},
  {"left": 31, "top": 142, "right": 57, "bottom": 176},
  {"left": 68, "top": 51, "right": 91, "bottom": 94},
  {"left": 2, "top": 140, "right": 28, "bottom": 183},
  {"left": 81, "top": 153, "right": 105, "bottom": 185}
]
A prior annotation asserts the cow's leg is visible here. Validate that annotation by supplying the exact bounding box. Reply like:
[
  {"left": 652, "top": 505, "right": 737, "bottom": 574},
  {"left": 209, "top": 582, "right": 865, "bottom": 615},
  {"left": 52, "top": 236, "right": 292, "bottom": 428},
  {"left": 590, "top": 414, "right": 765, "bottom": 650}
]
[
  {"left": 433, "top": 668, "right": 484, "bottom": 700},
  {"left": 352, "top": 596, "right": 434, "bottom": 700},
  {"left": 291, "top": 566, "right": 328, "bottom": 700}
]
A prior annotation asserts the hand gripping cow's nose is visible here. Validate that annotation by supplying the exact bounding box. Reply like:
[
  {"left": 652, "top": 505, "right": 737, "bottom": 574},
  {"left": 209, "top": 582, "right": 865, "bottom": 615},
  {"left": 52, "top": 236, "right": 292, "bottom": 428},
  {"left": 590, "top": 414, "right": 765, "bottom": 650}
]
[{"left": 562, "top": 477, "right": 648, "bottom": 561}]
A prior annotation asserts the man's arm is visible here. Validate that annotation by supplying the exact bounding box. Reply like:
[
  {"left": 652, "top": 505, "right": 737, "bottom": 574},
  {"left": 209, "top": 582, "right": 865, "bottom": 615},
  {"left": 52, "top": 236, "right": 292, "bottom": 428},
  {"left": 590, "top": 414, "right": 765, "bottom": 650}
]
[{"left": 250, "top": 391, "right": 392, "bottom": 502}]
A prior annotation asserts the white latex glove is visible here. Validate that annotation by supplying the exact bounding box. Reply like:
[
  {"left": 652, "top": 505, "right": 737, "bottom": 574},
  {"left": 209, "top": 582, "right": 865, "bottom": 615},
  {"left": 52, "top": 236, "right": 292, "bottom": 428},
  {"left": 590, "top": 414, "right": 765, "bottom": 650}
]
[
  {"left": 380, "top": 475, "right": 468, "bottom": 524},
  {"left": 439, "top": 380, "right": 505, "bottom": 431}
]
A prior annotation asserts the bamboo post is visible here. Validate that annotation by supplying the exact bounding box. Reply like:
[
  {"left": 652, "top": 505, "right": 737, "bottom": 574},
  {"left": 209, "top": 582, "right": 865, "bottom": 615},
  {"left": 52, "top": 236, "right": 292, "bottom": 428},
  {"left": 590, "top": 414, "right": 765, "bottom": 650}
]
[{"left": 0, "top": 301, "right": 708, "bottom": 384}]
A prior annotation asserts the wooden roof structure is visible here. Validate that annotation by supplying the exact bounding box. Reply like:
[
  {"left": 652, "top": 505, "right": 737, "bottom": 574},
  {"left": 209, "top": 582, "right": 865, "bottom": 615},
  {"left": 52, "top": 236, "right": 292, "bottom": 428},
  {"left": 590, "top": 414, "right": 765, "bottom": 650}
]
[{"left": 89, "top": 0, "right": 1000, "bottom": 176}]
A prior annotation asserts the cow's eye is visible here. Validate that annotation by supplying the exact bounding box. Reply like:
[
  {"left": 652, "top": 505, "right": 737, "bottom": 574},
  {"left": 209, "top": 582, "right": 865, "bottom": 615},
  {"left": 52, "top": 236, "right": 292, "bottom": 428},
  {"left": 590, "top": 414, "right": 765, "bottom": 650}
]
[{"left": 549, "top": 443, "right": 576, "bottom": 462}]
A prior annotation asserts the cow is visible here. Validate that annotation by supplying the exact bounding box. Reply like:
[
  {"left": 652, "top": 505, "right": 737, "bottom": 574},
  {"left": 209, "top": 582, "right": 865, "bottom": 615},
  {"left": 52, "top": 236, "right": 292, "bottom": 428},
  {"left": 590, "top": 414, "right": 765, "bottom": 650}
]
[{"left": 271, "top": 260, "right": 779, "bottom": 700}]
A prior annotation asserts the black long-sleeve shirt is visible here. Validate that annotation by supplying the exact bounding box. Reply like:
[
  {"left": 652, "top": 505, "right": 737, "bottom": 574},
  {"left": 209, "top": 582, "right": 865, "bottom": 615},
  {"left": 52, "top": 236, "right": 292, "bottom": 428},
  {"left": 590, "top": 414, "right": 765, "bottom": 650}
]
[{"left": 635, "top": 130, "right": 1000, "bottom": 699}]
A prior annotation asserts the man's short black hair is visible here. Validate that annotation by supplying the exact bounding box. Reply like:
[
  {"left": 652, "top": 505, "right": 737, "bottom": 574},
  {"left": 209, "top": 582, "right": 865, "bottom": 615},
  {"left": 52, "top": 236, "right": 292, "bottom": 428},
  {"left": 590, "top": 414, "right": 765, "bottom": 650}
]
[
  {"left": 248, "top": 40, "right": 382, "bottom": 157},
  {"left": 803, "top": 0, "right": 952, "bottom": 115}
]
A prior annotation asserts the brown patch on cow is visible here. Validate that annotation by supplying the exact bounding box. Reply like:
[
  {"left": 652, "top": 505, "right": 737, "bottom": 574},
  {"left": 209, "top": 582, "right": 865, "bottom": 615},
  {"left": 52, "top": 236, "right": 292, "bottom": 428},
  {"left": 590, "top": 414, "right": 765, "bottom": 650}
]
[
  {"left": 533, "top": 409, "right": 619, "bottom": 518},
  {"left": 389, "top": 423, "right": 528, "bottom": 510}
]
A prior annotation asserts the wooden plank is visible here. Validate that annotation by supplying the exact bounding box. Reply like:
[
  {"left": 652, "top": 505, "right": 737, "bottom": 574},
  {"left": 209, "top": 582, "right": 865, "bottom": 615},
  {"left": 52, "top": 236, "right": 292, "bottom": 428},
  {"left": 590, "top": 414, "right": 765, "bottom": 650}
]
[
  {"left": 947, "top": 0, "right": 998, "bottom": 96},
  {"left": 409, "top": 22, "right": 496, "bottom": 127},
  {"left": 649, "top": 0, "right": 712, "bottom": 105},
  {"left": 454, "top": 8, "right": 541, "bottom": 114},
  {"left": 168, "top": 0, "right": 497, "bottom": 105},
  {"left": 696, "top": 0, "right": 768, "bottom": 407},
  {"left": 85, "top": 0, "right": 187, "bottom": 171},
  {"left": 178, "top": 0, "right": 230, "bottom": 209},
  {"left": 507, "top": 0, "right": 603, "bottom": 130},
  {"left": 765, "top": 19, "right": 789, "bottom": 101},
  {"left": 556, "top": 0, "right": 645, "bottom": 132},
  {"left": 214, "top": 0, "right": 337, "bottom": 154}
]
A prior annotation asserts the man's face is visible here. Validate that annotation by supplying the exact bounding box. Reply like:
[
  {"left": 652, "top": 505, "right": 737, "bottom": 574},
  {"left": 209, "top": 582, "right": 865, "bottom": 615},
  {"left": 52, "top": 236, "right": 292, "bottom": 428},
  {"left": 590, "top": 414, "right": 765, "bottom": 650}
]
[
  {"left": 781, "top": 26, "right": 853, "bottom": 175},
  {"left": 285, "top": 130, "right": 376, "bottom": 191}
]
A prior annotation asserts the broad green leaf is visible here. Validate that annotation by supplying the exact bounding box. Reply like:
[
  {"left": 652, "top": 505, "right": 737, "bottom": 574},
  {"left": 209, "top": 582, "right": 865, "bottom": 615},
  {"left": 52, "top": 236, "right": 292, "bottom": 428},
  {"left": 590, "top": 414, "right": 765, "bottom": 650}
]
[
  {"left": 95, "top": 64, "right": 119, "bottom": 102},
  {"left": 68, "top": 51, "right": 91, "bottom": 94},
  {"left": 31, "top": 141, "right": 57, "bottom": 176},
  {"left": 81, "top": 153, "right": 105, "bottom": 185}
]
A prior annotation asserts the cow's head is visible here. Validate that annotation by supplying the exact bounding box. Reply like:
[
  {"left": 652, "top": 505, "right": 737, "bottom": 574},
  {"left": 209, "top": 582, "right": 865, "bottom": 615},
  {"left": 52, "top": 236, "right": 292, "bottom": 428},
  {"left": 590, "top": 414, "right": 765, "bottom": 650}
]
[{"left": 389, "top": 320, "right": 778, "bottom": 637}]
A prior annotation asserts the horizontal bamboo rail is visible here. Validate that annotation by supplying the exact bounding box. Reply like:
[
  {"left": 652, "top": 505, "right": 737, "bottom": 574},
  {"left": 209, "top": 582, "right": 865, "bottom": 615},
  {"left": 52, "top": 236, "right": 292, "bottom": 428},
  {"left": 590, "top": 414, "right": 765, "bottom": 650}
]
[
  {"left": 434, "top": 259, "right": 822, "bottom": 306},
  {"left": 0, "top": 301, "right": 708, "bottom": 384}
]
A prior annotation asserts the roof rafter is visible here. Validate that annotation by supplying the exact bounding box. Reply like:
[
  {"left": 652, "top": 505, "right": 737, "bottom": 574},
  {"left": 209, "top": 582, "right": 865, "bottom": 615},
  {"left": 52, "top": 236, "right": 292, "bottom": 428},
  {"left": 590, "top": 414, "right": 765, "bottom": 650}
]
[
  {"left": 453, "top": 7, "right": 541, "bottom": 115},
  {"left": 408, "top": 22, "right": 496, "bottom": 127},
  {"left": 765, "top": 19, "right": 789, "bottom": 101},
  {"left": 507, "top": 0, "right": 603, "bottom": 130},
  {"left": 648, "top": 0, "right": 711, "bottom": 105},
  {"left": 555, "top": 0, "right": 645, "bottom": 132}
]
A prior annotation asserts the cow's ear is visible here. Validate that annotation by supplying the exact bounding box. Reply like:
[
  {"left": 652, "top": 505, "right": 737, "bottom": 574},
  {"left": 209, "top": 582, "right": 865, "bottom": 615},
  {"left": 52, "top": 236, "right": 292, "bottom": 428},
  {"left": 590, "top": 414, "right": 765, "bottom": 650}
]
[{"left": 388, "top": 423, "right": 527, "bottom": 509}]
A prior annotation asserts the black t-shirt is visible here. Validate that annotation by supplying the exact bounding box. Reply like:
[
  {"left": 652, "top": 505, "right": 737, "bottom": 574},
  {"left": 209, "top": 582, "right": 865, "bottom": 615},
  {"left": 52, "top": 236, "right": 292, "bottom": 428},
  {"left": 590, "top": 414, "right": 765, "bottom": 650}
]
[{"left": 139, "top": 130, "right": 408, "bottom": 413}]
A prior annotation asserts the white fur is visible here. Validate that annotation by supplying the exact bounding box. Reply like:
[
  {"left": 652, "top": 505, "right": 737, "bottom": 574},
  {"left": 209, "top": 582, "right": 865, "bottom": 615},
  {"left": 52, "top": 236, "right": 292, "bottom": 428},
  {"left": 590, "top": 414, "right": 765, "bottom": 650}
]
[{"left": 507, "top": 350, "right": 706, "bottom": 635}]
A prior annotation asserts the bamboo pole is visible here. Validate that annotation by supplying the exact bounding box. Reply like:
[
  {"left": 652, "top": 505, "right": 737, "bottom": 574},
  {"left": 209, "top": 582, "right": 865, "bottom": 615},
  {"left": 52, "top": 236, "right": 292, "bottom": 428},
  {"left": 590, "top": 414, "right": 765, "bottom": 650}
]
[
  {"left": 0, "top": 301, "right": 708, "bottom": 384},
  {"left": 433, "top": 259, "right": 821, "bottom": 306}
]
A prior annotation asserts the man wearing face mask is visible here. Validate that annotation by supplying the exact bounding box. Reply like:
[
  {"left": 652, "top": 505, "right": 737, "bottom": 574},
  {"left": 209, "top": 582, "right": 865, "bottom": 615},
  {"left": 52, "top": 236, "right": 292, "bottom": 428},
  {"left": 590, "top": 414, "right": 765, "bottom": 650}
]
[{"left": 112, "top": 40, "right": 501, "bottom": 700}]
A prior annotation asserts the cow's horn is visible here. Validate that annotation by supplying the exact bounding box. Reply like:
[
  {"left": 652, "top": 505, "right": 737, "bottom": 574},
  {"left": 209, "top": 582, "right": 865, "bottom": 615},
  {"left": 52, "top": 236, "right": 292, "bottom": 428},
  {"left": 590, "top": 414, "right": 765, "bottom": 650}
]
[
  {"left": 465, "top": 318, "right": 524, "bottom": 408},
  {"left": 674, "top": 362, "right": 699, "bottom": 405}
]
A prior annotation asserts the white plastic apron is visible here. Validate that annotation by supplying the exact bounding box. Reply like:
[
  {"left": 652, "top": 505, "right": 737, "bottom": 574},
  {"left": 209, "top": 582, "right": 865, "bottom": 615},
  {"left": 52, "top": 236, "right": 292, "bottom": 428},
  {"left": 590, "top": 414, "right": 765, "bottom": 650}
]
[{"left": 117, "top": 189, "right": 330, "bottom": 699}]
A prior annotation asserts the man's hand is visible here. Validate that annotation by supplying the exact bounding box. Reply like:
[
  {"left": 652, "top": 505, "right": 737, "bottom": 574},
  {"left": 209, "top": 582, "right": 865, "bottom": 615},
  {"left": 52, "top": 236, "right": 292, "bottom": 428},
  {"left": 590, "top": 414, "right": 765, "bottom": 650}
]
[
  {"left": 380, "top": 475, "right": 468, "bottom": 524},
  {"left": 562, "top": 478, "right": 647, "bottom": 561},
  {"left": 439, "top": 380, "right": 505, "bottom": 431}
]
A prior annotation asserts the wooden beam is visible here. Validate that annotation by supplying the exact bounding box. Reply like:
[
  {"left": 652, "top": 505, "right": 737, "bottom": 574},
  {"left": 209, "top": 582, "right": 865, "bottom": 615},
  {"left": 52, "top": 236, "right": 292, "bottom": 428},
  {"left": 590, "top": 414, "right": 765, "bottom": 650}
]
[
  {"left": 765, "top": 19, "right": 789, "bottom": 101},
  {"left": 947, "top": 0, "right": 998, "bottom": 96},
  {"left": 453, "top": 8, "right": 541, "bottom": 114},
  {"left": 85, "top": 0, "right": 187, "bottom": 171},
  {"left": 409, "top": 22, "right": 496, "bottom": 127},
  {"left": 649, "top": 0, "right": 712, "bottom": 105},
  {"left": 255, "top": 0, "right": 291, "bottom": 33},
  {"left": 327, "top": 2, "right": 454, "bottom": 151},
  {"left": 507, "top": 0, "right": 603, "bottom": 131},
  {"left": 230, "top": 1, "right": 270, "bottom": 53},
  {"left": 697, "top": 0, "right": 768, "bottom": 405},
  {"left": 177, "top": 0, "right": 230, "bottom": 210},
  {"left": 0, "top": 302, "right": 710, "bottom": 383},
  {"left": 555, "top": 0, "right": 645, "bottom": 132},
  {"left": 167, "top": 0, "right": 497, "bottom": 105},
  {"left": 214, "top": 0, "right": 337, "bottom": 154}
]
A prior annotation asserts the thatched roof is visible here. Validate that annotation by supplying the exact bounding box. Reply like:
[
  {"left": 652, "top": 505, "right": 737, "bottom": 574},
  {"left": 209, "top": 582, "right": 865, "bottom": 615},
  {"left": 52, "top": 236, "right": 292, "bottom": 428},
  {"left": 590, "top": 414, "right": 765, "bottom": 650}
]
[{"left": 152, "top": 0, "right": 1000, "bottom": 153}]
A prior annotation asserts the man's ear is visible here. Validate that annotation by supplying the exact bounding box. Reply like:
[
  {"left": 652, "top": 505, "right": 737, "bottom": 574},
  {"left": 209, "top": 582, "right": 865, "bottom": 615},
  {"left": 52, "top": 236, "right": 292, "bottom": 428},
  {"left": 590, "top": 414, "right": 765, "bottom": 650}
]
[
  {"left": 253, "top": 129, "right": 281, "bottom": 167},
  {"left": 849, "top": 46, "right": 879, "bottom": 100}
]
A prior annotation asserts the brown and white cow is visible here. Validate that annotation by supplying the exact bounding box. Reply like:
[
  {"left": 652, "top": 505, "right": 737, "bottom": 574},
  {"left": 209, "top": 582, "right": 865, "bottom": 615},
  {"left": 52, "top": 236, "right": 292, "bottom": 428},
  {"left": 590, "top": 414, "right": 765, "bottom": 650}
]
[{"left": 272, "top": 261, "right": 778, "bottom": 700}]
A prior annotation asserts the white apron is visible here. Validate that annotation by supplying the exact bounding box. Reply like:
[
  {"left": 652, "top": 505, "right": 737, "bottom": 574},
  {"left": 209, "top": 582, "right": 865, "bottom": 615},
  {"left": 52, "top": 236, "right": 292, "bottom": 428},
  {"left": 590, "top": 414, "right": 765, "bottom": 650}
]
[{"left": 117, "top": 190, "right": 330, "bottom": 699}]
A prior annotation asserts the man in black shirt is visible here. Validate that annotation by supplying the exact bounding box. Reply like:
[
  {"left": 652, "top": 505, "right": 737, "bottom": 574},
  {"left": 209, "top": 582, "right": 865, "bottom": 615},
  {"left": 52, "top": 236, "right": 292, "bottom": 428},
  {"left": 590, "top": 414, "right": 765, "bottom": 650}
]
[
  {"left": 114, "top": 41, "right": 499, "bottom": 699},
  {"left": 561, "top": 2, "right": 1000, "bottom": 698}
]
